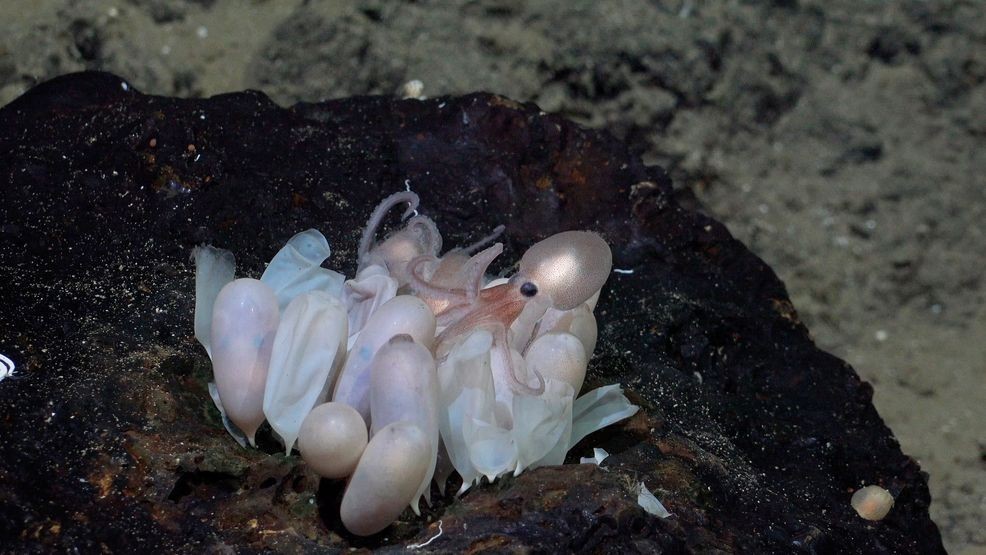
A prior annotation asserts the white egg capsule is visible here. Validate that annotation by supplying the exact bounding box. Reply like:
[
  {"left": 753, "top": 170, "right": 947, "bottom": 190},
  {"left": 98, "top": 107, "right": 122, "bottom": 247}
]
[
  {"left": 343, "top": 265, "right": 398, "bottom": 336},
  {"left": 191, "top": 245, "right": 235, "bottom": 359},
  {"left": 263, "top": 290, "right": 348, "bottom": 454},
  {"left": 568, "top": 304, "right": 598, "bottom": 355},
  {"left": 525, "top": 331, "right": 589, "bottom": 396},
  {"left": 369, "top": 335, "right": 439, "bottom": 514},
  {"left": 535, "top": 303, "right": 598, "bottom": 356},
  {"left": 210, "top": 278, "right": 280, "bottom": 445},
  {"left": 340, "top": 420, "right": 430, "bottom": 536},
  {"left": 297, "top": 402, "right": 368, "bottom": 479},
  {"left": 333, "top": 295, "right": 436, "bottom": 422}
]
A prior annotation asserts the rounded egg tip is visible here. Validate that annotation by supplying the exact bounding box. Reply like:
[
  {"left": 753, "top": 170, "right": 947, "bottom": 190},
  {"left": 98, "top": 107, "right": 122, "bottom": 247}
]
[
  {"left": 340, "top": 421, "right": 431, "bottom": 536},
  {"left": 298, "top": 402, "right": 368, "bottom": 479}
]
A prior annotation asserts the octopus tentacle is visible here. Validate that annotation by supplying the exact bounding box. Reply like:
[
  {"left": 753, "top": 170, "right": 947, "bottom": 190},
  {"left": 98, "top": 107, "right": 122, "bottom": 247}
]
[
  {"left": 520, "top": 322, "right": 539, "bottom": 356},
  {"left": 406, "top": 215, "right": 443, "bottom": 256},
  {"left": 461, "top": 224, "right": 505, "bottom": 255},
  {"left": 358, "top": 191, "right": 420, "bottom": 261},
  {"left": 434, "top": 302, "right": 474, "bottom": 327},
  {"left": 510, "top": 295, "right": 551, "bottom": 356},
  {"left": 493, "top": 324, "right": 545, "bottom": 396},
  {"left": 407, "top": 255, "right": 470, "bottom": 303},
  {"left": 463, "top": 243, "right": 503, "bottom": 304},
  {"left": 414, "top": 243, "right": 503, "bottom": 316},
  {"left": 435, "top": 284, "right": 524, "bottom": 348}
]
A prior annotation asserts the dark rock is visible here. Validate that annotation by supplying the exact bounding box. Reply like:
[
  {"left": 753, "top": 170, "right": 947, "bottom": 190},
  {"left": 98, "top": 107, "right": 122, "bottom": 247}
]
[{"left": 0, "top": 72, "right": 943, "bottom": 553}]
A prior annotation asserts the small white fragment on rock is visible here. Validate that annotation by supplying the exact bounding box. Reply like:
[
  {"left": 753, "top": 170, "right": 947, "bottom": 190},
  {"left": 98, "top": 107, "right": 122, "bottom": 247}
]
[
  {"left": 401, "top": 79, "right": 425, "bottom": 100},
  {"left": 579, "top": 448, "right": 610, "bottom": 466},
  {"left": 407, "top": 520, "right": 443, "bottom": 550},
  {"left": 851, "top": 485, "right": 894, "bottom": 521},
  {"left": 637, "top": 482, "right": 671, "bottom": 518}
]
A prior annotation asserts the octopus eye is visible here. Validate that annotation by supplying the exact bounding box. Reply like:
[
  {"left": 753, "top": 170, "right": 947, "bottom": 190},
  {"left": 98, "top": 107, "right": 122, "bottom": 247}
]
[{"left": 520, "top": 281, "right": 538, "bottom": 297}]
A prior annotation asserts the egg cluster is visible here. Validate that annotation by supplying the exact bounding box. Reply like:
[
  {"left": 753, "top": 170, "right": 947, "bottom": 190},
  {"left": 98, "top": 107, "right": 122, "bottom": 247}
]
[{"left": 193, "top": 192, "right": 637, "bottom": 535}]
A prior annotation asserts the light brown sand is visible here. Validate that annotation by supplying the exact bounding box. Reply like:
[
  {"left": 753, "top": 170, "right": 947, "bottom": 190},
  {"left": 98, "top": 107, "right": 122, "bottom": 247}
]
[{"left": 1, "top": 1, "right": 982, "bottom": 551}]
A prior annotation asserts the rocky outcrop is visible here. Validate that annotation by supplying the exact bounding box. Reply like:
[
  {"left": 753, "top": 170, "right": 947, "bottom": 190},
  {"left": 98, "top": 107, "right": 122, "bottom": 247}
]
[{"left": 0, "top": 72, "right": 942, "bottom": 553}]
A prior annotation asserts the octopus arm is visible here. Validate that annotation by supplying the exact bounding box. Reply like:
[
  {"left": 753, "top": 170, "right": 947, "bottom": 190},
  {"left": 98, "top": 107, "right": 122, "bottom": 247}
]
[
  {"left": 407, "top": 254, "right": 470, "bottom": 302},
  {"left": 492, "top": 324, "right": 545, "bottom": 396},
  {"left": 407, "top": 242, "right": 504, "bottom": 312},
  {"left": 461, "top": 243, "right": 503, "bottom": 304},
  {"left": 357, "top": 191, "right": 420, "bottom": 262},
  {"left": 460, "top": 224, "right": 505, "bottom": 254}
]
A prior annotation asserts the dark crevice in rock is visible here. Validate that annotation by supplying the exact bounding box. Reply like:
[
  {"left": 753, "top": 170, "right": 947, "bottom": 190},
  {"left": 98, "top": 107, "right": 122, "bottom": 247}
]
[{"left": 167, "top": 471, "right": 240, "bottom": 502}]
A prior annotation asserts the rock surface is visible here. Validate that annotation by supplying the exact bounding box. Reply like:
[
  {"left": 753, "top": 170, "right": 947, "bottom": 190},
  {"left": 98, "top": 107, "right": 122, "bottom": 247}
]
[
  {"left": 3, "top": 4, "right": 984, "bottom": 550},
  {"left": 0, "top": 72, "right": 943, "bottom": 553}
]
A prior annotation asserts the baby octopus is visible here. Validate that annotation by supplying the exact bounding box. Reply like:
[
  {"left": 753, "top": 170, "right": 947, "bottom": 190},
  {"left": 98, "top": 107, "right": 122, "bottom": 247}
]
[{"left": 360, "top": 192, "right": 613, "bottom": 397}]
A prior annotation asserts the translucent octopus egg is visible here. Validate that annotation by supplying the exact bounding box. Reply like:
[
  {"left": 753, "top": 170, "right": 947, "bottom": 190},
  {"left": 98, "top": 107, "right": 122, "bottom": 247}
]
[{"left": 298, "top": 402, "right": 368, "bottom": 479}]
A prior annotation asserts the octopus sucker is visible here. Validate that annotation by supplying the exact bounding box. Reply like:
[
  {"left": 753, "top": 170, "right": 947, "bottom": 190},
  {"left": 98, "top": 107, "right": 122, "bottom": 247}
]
[{"left": 193, "top": 190, "right": 638, "bottom": 536}]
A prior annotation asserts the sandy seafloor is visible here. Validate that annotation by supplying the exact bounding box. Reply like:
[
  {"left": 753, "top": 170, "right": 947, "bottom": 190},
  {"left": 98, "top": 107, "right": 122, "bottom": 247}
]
[{"left": 0, "top": 1, "right": 982, "bottom": 552}]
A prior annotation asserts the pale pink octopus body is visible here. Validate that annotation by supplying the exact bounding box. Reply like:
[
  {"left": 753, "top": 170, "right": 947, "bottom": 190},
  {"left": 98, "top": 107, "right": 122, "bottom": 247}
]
[{"left": 357, "top": 191, "right": 613, "bottom": 397}]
